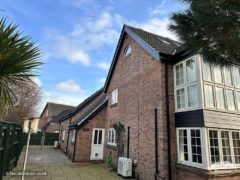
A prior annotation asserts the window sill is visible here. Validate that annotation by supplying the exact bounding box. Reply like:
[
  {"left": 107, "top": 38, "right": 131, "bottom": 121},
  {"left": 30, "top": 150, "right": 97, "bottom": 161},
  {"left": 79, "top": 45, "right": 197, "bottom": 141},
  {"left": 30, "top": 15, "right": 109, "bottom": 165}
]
[
  {"left": 110, "top": 103, "right": 118, "bottom": 108},
  {"left": 106, "top": 144, "right": 117, "bottom": 150},
  {"left": 177, "top": 163, "right": 240, "bottom": 177}
]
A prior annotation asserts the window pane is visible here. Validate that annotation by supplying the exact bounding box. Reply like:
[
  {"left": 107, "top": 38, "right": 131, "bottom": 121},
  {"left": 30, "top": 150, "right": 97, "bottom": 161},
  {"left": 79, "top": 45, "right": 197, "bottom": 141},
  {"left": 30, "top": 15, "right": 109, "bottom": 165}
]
[
  {"left": 203, "top": 61, "right": 212, "bottom": 81},
  {"left": 236, "top": 92, "right": 240, "bottom": 110},
  {"left": 177, "top": 88, "right": 185, "bottom": 109},
  {"left": 111, "top": 89, "right": 118, "bottom": 104},
  {"left": 214, "top": 65, "right": 223, "bottom": 84},
  {"left": 179, "top": 129, "right": 188, "bottom": 161},
  {"left": 176, "top": 63, "right": 184, "bottom": 86},
  {"left": 224, "top": 66, "right": 233, "bottom": 86},
  {"left": 209, "top": 130, "right": 220, "bottom": 165},
  {"left": 188, "top": 85, "right": 199, "bottom": 107},
  {"left": 226, "top": 89, "right": 236, "bottom": 111},
  {"left": 215, "top": 87, "right": 226, "bottom": 109},
  {"left": 98, "top": 130, "right": 102, "bottom": 144},
  {"left": 108, "top": 130, "right": 111, "bottom": 143},
  {"left": 204, "top": 84, "right": 215, "bottom": 108},
  {"left": 232, "top": 131, "right": 240, "bottom": 164},
  {"left": 191, "top": 129, "right": 202, "bottom": 164},
  {"left": 94, "top": 130, "right": 98, "bottom": 144},
  {"left": 111, "top": 130, "right": 115, "bottom": 143},
  {"left": 233, "top": 66, "right": 240, "bottom": 88},
  {"left": 221, "top": 131, "right": 232, "bottom": 164},
  {"left": 186, "top": 59, "right": 197, "bottom": 82}
]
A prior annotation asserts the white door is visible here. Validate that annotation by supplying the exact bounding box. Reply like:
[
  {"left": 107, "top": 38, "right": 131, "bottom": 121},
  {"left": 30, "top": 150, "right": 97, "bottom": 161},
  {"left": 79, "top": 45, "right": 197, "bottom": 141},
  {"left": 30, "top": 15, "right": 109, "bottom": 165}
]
[{"left": 90, "top": 128, "right": 105, "bottom": 160}]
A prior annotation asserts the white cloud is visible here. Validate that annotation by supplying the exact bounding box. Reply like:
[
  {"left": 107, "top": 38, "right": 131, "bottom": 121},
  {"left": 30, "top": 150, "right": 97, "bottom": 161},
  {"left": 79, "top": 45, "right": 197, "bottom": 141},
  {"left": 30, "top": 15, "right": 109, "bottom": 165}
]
[
  {"left": 98, "top": 78, "right": 106, "bottom": 86},
  {"left": 97, "top": 62, "right": 110, "bottom": 70},
  {"left": 56, "top": 80, "right": 83, "bottom": 93},
  {"left": 148, "top": 0, "right": 167, "bottom": 16},
  {"left": 31, "top": 77, "right": 42, "bottom": 87},
  {"left": 131, "top": 18, "right": 178, "bottom": 41}
]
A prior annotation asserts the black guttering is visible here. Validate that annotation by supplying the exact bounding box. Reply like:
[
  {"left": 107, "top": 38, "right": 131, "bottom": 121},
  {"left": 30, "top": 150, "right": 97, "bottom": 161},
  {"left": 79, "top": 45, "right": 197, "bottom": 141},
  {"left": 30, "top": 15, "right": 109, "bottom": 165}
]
[
  {"left": 154, "top": 108, "right": 159, "bottom": 180},
  {"left": 59, "top": 88, "right": 104, "bottom": 122}
]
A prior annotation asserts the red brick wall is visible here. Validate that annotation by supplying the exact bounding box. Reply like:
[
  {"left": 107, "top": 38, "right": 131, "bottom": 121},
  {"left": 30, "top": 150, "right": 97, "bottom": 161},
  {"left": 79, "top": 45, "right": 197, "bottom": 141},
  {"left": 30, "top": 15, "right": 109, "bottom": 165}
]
[
  {"left": 104, "top": 34, "right": 174, "bottom": 179},
  {"left": 59, "top": 118, "right": 70, "bottom": 153},
  {"left": 67, "top": 106, "right": 106, "bottom": 162}
]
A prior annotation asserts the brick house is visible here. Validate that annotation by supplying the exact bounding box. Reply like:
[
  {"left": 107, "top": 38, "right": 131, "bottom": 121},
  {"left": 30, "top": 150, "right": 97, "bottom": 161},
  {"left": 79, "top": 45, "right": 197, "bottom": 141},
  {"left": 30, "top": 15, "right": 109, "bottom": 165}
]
[
  {"left": 59, "top": 88, "right": 107, "bottom": 162},
  {"left": 103, "top": 25, "right": 240, "bottom": 180},
  {"left": 39, "top": 102, "right": 75, "bottom": 133}
]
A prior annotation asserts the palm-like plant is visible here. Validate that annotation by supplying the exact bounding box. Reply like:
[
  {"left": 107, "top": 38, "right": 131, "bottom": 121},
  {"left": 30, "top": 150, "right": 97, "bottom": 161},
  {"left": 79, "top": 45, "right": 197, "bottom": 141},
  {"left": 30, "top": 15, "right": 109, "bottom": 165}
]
[{"left": 0, "top": 18, "right": 42, "bottom": 110}]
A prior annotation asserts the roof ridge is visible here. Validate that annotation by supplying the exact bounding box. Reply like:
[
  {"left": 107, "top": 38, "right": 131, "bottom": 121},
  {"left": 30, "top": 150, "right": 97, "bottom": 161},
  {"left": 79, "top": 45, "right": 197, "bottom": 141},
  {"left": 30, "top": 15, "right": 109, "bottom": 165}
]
[{"left": 124, "top": 24, "right": 181, "bottom": 45}]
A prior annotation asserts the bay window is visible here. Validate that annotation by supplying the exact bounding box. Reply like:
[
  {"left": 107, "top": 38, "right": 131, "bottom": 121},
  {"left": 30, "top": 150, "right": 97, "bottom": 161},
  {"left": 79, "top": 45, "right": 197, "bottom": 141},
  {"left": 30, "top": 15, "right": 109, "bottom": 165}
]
[
  {"left": 174, "top": 56, "right": 199, "bottom": 111},
  {"left": 232, "top": 131, "right": 240, "bottom": 164},
  {"left": 202, "top": 61, "right": 240, "bottom": 112},
  {"left": 209, "top": 130, "right": 220, "bottom": 165},
  {"left": 177, "top": 128, "right": 203, "bottom": 167}
]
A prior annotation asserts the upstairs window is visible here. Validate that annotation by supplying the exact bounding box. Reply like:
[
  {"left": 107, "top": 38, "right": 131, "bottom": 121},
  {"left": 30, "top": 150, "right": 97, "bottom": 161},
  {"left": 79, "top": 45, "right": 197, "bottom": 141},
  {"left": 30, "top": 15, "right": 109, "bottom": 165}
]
[
  {"left": 111, "top": 89, "right": 118, "bottom": 105},
  {"left": 214, "top": 65, "right": 223, "bottom": 84},
  {"left": 233, "top": 66, "right": 240, "bottom": 88},
  {"left": 224, "top": 67, "right": 233, "bottom": 86},
  {"left": 124, "top": 46, "right": 132, "bottom": 57},
  {"left": 203, "top": 61, "right": 213, "bottom": 81},
  {"left": 61, "top": 130, "right": 65, "bottom": 141},
  {"left": 174, "top": 56, "right": 199, "bottom": 111},
  {"left": 71, "top": 129, "right": 76, "bottom": 143},
  {"left": 108, "top": 128, "right": 116, "bottom": 146}
]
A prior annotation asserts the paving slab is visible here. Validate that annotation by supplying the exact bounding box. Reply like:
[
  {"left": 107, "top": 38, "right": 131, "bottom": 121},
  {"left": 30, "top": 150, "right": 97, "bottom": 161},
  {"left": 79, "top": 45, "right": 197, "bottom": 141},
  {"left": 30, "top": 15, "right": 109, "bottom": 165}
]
[{"left": 3, "top": 146, "right": 127, "bottom": 180}]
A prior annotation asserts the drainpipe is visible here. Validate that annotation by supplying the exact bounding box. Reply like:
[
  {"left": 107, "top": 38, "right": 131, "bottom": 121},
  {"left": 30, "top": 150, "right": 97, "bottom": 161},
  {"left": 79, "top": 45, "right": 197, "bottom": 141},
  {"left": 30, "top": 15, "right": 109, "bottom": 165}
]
[
  {"left": 165, "top": 57, "right": 172, "bottom": 180},
  {"left": 72, "top": 128, "right": 78, "bottom": 162},
  {"left": 127, "top": 126, "right": 130, "bottom": 158},
  {"left": 154, "top": 108, "right": 159, "bottom": 180}
]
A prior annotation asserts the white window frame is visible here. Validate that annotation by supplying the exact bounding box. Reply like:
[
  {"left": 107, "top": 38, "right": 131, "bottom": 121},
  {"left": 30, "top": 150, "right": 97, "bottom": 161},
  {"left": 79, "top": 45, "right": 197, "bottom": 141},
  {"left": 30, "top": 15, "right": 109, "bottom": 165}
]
[
  {"left": 124, "top": 45, "right": 132, "bottom": 57},
  {"left": 174, "top": 55, "right": 201, "bottom": 112},
  {"left": 61, "top": 130, "right": 65, "bottom": 141},
  {"left": 207, "top": 128, "right": 240, "bottom": 170},
  {"left": 177, "top": 128, "right": 205, "bottom": 168},
  {"left": 71, "top": 129, "right": 76, "bottom": 143},
  {"left": 201, "top": 60, "right": 240, "bottom": 113},
  {"left": 107, "top": 128, "right": 116, "bottom": 146},
  {"left": 111, "top": 89, "right": 118, "bottom": 105}
]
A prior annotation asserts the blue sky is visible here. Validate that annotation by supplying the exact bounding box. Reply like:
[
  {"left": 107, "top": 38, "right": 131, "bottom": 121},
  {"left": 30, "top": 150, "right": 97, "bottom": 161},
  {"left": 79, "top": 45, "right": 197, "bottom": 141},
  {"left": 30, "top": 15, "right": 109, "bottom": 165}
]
[{"left": 2, "top": 0, "right": 186, "bottom": 114}]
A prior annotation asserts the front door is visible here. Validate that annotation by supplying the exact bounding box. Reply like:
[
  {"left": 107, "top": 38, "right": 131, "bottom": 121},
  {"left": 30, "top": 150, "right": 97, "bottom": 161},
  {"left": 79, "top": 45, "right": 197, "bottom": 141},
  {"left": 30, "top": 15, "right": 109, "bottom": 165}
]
[{"left": 90, "top": 128, "right": 105, "bottom": 160}]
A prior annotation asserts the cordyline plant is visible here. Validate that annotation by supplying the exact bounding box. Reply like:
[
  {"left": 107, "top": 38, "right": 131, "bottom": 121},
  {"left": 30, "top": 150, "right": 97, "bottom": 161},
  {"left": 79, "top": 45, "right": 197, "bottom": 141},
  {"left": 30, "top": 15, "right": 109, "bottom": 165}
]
[{"left": 0, "top": 18, "right": 42, "bottom": 111}]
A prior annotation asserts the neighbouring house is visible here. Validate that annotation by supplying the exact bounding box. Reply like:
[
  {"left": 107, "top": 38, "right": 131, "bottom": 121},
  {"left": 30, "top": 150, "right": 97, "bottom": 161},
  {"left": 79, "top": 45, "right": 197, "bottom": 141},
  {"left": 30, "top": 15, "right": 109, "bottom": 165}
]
[
  {"left": 103, "top": 24, "right": 240, "bottom": 180},
  {"left": 39, "top": 102, "right": 75, "bottom": 133},
  {"left": 59, "top": 88, "right": 107, "bottom": 162}
]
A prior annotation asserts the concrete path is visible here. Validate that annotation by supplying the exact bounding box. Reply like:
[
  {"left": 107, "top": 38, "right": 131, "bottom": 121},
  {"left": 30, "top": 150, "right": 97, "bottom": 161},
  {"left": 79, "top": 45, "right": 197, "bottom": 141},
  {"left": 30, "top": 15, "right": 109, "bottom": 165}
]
[{"left": 3, "top": 146, "right": 124, "bottom": 180}]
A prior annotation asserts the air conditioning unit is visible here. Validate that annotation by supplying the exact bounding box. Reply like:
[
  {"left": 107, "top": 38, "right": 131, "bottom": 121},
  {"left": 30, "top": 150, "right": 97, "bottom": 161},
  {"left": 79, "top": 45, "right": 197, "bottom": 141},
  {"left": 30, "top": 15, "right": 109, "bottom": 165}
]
[{"left": 118, "top": 157, "right": 132, "bottom": 177}]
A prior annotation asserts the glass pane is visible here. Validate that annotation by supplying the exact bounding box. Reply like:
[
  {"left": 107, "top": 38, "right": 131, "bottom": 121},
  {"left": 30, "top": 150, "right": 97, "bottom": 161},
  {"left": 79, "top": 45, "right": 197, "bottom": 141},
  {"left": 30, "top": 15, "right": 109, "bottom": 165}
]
[
  {"left": 204, "top": 84, "right": 215, "bottom": 108},
  {"left": 203, "top": 61, "right": 212, "bottom": 81},
  {"left": 233, "top": 66, "right": 240, "bottom": 88},
  {"left": 186, "top": 59, "right": 197, "bottom": 82},
  {"left": 214, "top": 65, "right": 223, "bottom": 84},
  {"left": 236, "top": 92, "right": 240, "bottom": 110},
  {"left": 215, "top": 87, "right": 226, "bottom": 109},
  {"left": 188, "top": 84, "right": 199, "bottom": 107},
  {"left": 224, "top": 66, "right": 233, "bottom": 86},
  {"left": 209, "top": 130, "right": 220, "bottom": 165},
  {"left": 178, "top": 129, "right": 188, "bottom": 161},
  {"left": 232, "top": 131, "right": 240, "bottom": 164},
  {"left": 177, "top": 88, "right": 185, "bottom": 109},
  {"left": 94, "top": 130, "right": 98, "bottom": 144},
  {"left": 176, "top": 63, "right": 184, "bottom": 86},
  {"left": 190, "top": 129, "right": 202, "bottom": 164},
  {"left": 221, "top": 131, "right": 232, "bottom": 164},
  {"left": 98, "top": 130, "right": 102, "bottom": 144},
  {"left": 226, "top": 89, "right": 236, "bottom": 111}
]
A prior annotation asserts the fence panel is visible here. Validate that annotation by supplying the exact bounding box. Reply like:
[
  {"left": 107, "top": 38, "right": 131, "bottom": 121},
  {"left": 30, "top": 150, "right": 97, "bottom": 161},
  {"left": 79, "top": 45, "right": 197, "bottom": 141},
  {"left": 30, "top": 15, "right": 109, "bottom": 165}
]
[{"left": 0, "top": 121, "right": 23, "bottom": 180}]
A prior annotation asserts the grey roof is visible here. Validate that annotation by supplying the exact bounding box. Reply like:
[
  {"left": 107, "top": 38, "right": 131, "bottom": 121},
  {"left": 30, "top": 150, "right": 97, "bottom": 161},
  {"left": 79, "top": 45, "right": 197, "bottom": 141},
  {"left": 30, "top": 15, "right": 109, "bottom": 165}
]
[
  {"left": 51, "top": 108, "right": 73, "bottom": 123},
  {"left": 126, "top": 25, "right": 182, "bottom": 55},
  {"left": 69, "top": 94, "right": 107, "bottom": 128}
]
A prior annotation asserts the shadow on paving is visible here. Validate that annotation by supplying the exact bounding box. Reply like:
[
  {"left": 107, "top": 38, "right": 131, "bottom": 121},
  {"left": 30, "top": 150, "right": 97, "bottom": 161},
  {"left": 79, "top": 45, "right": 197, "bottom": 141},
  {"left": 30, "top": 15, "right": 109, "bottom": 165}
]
[{"left": 3, "top": 146, "right": 125, "bottom": 180}]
